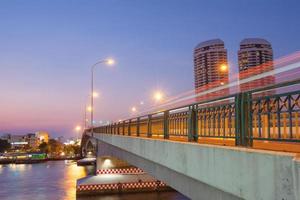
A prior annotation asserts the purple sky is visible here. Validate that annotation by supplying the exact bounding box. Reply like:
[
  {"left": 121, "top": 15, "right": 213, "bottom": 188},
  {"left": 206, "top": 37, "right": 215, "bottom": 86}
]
[{"left": 0, "top": 0, "right": 299, "bottom": 138}]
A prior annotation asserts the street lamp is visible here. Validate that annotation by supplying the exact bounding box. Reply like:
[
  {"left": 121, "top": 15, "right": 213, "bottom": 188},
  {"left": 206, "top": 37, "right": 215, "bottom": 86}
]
[
  {"left": 90, "top": 58, "right": 115, "bottom": 137},
  {"left": 220, "top": 64, "right": 228, "bottom": 72},
  {"left": 92, "top": 92, "right": 99, "bottom": 98},
  {"left": 153, "top": 90, "right": 164, "bottom": 102},
  {"left": 131, "top": 106, "right": 137, "bottom": 113},
  {"left": 86, "top": 106, "right": 93, "bottom": 112},
  {"left": 75, "top": 125, "right": 82, "bottom": 141},
  {"left": 75, "top": 125, "right": 82, "bottom": 132},
  {"left": 83, "top": 92, "right": 99, "bottom": 129}
]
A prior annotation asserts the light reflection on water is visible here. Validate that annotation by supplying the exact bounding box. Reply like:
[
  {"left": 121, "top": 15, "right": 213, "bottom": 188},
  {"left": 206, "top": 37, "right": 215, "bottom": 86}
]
[
  {"left": 0, "top": 161, "right": 93, "bottom": 200},
  {"left": 0, "top": 161, "right": 188, "bottom": 200}
]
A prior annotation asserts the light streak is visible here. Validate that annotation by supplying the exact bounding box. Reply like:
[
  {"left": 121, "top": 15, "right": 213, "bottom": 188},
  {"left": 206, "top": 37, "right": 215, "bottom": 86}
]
[{"left": 115, "top": 51, "right": 300, "bottom": 121}]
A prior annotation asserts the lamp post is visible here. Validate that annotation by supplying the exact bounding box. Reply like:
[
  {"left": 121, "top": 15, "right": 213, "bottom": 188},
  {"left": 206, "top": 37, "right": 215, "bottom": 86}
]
[
  {"left": 75, "top": 125, "right": 82, "bottom": 141},
  {"left": 90, "top": 58, "right": 115, "bottom": 137}
]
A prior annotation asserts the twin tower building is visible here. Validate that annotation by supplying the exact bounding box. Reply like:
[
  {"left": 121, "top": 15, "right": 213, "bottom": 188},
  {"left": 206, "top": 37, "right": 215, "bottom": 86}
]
[{"left": 193, "top": 38, "right": 274, "bottom": 93}]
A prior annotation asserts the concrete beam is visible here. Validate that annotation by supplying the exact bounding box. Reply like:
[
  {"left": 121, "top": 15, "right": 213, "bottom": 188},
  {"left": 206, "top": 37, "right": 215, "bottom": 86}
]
[
  {"left": 97, "top": 139, "right": 241, "bottom": 200},
  {"left": 95, "top": 134, "right": 300, "bottom": 200}
]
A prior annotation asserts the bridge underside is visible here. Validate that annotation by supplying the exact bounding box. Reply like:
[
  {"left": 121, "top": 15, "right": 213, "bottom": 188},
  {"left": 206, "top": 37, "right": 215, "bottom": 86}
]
[
  {"left": 97, "top": 139, "right": 240, "bottom": 200},
  {"left": 95, "top": 134, "right": 300, "bottom": 200}
]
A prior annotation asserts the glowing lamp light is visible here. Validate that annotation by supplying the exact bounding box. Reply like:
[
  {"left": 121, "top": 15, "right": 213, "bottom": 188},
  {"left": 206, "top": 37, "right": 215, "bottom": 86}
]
[
  {"left": 75, "top": 125, "right": 82, "bottom": 132},
  {"left": 103, "top": 158, "right": 113, "bottom": 168},
  {"left": 131, "top": 107, "right": 137, "bottom": 112},
  {"left": 87, "top": 106, "right": 92, "bottom": 112},
  {"left": 153, "top": 91, "right": 164, "bottom": 102},
  {"left": 220, "top": 64, "right": 228, "bottom": 72},
  {"left": 106, "top": 58, "right": 115, "bottom": 65},
  {"left": 92, "top": 92, "right": 99, "bottom": 98}
]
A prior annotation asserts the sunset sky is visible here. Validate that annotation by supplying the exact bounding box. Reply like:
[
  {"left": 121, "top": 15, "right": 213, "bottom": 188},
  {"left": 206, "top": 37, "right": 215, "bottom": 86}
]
[{"left": 0, "top": 0, "right": 299, "bottom": 137}]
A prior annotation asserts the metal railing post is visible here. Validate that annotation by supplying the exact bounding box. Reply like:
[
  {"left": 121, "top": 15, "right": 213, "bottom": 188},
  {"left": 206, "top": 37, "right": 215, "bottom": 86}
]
[
  {"left": 147, "top": 114, "right": 152, "bottom": 137},
  {"left": 164, "top": 111, "right": 169, "bottom": 139},
  {"left": 122, "top": 121, "right": 125, "bottom": 135},
  {"left": 117, "top": 123, "right": 120, "bottom": 135},
  {"left": 137, "top": 117, "right": 140, "bottom": 137},
  {"left": 235, "top": 93, "right": 242, "bottom": 146},
  {"left": 244, "top": 92, "right": 253, "bottom": 146},
  {"left": 188, "top": 106, "right": 197, "bottom": 142},
  {"left": 128, "top": 120, "right": 131, "bottom": 136},
  {"left": 235, "top": 92, "right": 252, "bottom": 146}
]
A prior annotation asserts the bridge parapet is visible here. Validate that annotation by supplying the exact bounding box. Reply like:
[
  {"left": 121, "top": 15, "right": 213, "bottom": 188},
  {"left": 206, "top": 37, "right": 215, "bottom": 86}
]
[{"left": 91, "top": 79, "right": 300, "bottom": 153}]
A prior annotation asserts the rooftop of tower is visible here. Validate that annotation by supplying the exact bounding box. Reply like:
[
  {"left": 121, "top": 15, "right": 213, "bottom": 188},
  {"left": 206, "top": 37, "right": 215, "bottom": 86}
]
[
  {"left": 240, "top": 38, "right": 271, "bottom": 45},
  {"left": 195, "top": 39, "right": 224, "bottom": 49}
]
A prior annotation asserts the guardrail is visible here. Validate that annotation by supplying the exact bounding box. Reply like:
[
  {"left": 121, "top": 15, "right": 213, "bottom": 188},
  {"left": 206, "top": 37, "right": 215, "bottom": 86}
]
[{"left": 90, "top": 79, "right": 300, "bottom": 149}]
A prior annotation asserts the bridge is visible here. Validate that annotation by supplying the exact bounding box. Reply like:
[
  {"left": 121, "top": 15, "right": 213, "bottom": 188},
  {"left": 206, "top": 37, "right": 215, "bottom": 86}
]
[{"left": 81, "top": 77, "right": 300, "bottom": 199}]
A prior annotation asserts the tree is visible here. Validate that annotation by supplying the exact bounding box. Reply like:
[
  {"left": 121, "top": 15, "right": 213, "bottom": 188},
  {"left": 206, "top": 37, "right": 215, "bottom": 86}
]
[
  {"left": 72, "top": 145, "right": 81, "bottom": 156},
  {"left": 38, "top": 142, "right": 48, "bottom": 153},
  {"left": 63, "top": 145, "right": 74, "bottom": 156},
  {"left": 48, "top": 139, "right": 63, "bottom": 156},
  {"left": 0, "top": 139, "right": 11, "bottom": 153},
  {"left": 63, "top": 144, "right": 81, "bottom": 157}
]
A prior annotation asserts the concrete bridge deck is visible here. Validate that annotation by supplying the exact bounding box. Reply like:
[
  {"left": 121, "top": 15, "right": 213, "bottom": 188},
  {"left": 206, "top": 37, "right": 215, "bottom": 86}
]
[{"left": 92, "top": 133, "right": 300, "bottom": 200}]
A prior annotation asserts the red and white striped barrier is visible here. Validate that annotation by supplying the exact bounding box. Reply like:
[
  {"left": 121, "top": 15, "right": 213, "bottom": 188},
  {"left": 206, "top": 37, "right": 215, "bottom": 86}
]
[
  {"left": 77, "top": 183, "right": 118, "bottom": 191},
  {"left": 122, "top": 181, "right": 167, "bottom": 189},
  {"left": 96, "top": 167, "right": 144, "bottom": 175},
  {"left": 77, "top": 181, "right": 167, "bottom": 192}
]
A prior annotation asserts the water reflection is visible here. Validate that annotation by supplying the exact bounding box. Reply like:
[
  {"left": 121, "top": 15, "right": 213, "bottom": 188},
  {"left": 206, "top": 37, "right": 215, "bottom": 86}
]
[
  {"left": 0, "top": 161, "right": 90, "bottom": 200},
  {"left": 0, "top": 161, "right": 187, "bottom": 200},
  {"left": 63, "top": 161, "right": 93, "bottom": 199}
]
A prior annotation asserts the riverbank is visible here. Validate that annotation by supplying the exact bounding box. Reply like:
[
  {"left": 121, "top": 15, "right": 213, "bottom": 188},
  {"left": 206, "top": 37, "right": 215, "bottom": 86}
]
[{"left": 0, "top": 154, "right": 81, "bottom": 165}]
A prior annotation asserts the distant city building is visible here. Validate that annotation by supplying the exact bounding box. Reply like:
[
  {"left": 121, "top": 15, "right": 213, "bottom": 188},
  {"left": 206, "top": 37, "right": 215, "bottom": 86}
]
[
  {"left": 35, "top": 131, "right": 49, "bottom": 143},
  {"left": 194, "top": 39, "right": 229, "bottom": 100},
  {"left": 238, "top": 38, "right": 275, "bottom": 92},
  {"left": 9, "top": 135, "right": 27, "bottom": 148},
  {"left": 55, "top": 136, "right": 65, "bottom": 143},
  {"left": 0, "top": 133, "right": 38, "bottom": 149},
  {"left": 0, "top": 132, "right": 50, "bottom": 151},
  {"left": 26, "top": 133, "right": 39, "bottom": 148},
  {"left": 0, "top": 134, "right": 11, "bottom": 141}
]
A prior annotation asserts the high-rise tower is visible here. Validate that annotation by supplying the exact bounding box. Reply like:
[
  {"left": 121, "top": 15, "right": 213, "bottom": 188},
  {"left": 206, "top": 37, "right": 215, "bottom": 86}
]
[
  {"left": 194, "top": 39, "right": 228, "bottom": 89},
  {"left": 194, "top": 39, "right": 229, "bottom": 100},
  {"left": 238, "top": 38, "right": 274, "bottom": 92}
]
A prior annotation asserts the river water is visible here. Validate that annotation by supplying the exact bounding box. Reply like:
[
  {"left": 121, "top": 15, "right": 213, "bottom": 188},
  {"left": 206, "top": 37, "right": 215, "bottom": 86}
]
[{"left": 0, "top": 161, "right": 188, "bottom": 200}]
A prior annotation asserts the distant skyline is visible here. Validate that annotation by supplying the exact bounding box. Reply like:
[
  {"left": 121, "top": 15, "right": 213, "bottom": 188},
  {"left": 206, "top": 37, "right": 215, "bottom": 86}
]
[{"left": 0, "top": 0, "right": 299, "bottom": 137}]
